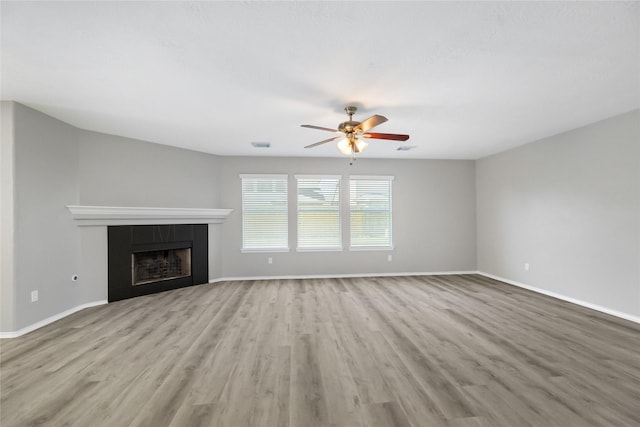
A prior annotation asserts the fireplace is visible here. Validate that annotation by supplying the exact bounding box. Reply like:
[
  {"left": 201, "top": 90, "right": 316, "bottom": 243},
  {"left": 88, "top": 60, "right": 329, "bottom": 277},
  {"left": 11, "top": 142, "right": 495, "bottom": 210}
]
[
  {"left": 108, "top": 225, "right": 208, "bottom": 302},
  {"left": 132, "top": 247, "right": 192, "bottom": 285}
]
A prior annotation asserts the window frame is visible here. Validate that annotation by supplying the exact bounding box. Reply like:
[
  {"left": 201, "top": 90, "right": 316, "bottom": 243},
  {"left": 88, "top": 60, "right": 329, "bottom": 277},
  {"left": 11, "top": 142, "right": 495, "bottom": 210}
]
[
  {"left": 295, "top": 174, "right": 343, "bottom": 252},
  {"left": 348, "top": 175, "right": 394, "bottom": 251},
  {"left": 240, "top": 174, "right": 290, "bottom": 253}
]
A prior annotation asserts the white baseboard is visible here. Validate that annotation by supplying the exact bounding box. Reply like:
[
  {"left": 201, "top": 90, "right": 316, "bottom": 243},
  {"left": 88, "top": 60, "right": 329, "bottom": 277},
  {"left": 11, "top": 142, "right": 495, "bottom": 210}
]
[
  {"left": 2, "top": 272, "right": 474, "bottom": 339},
  {"left": 477, "top": 271, "right": 640, "bottom": 325},
  {"left": 5, "top": 271, "right": 635, "bottom": 338},
  {"left": 0, "top": 300, "right": 108, "bottom": 339},
  {"left": 209, "top": 271, "right": 477, "bottom": 283}
]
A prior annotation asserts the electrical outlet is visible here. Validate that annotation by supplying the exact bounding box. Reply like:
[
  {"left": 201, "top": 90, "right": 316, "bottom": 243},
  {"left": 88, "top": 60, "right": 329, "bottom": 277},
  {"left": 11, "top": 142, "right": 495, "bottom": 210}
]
[
  {"left": 268, "top": 257, "right": 273, "bottom": 265},
  {"left": 387, "top": 254, "right": 393, "bottom": 262},
  {"left": 524, "top": 263, "right": 530, "bottom": 271},
  {"left": 31, "top": 290, "right": 39, "bottom": 302}
]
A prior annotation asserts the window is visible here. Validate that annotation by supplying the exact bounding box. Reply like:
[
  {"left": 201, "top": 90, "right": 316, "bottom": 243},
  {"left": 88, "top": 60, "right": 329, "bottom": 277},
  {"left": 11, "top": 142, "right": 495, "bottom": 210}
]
[
  {"left": 296, "top": 175, "right": 342, "bottom": 251},
  {"left": 349, "top": 176, "right": 393, "bottom": 249},
  {"left": 241, "top": 174, "right": 288, "bottom": 252}
]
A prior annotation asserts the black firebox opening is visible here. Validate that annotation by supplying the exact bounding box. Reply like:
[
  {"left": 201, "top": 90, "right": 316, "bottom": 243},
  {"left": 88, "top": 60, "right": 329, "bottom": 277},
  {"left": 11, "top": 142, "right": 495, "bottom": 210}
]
[
  {"left": 132, "top": 246, "right": 192, "bottom": 286},
  {"left": 108, "top": 224, "right": 208, "bottom": 302}
]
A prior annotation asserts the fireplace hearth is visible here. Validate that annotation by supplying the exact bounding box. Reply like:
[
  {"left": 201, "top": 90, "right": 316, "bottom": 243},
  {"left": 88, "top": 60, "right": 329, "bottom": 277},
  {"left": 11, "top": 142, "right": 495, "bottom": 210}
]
[{"left": 108, "top": 224, "right": 207, "bottom": 302}]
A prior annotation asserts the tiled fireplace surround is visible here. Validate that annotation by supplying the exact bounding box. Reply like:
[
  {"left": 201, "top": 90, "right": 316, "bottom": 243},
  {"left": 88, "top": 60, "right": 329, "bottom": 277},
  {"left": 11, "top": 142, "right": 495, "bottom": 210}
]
[{"left": 66, "top": 206, "right": 233, "bottom": 303}]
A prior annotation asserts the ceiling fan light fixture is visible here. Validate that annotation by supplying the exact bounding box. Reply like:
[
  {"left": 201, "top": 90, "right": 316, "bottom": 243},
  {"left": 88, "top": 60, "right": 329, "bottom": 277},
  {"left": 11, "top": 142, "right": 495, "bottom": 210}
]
[
  {"left": 337, "top": 138, "right": 352, "bottom": 155},
  {"left": 354, "top": 138, "right": 368, "bottom": 153}
]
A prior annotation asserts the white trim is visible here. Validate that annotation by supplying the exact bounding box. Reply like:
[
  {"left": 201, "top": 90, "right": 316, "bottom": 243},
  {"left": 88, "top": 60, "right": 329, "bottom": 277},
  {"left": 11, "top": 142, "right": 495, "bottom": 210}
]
[
  {"left": 66, "top": 206, "right": 233, "bottom": 226},
  {"left": 349, "top": 246, "right": 394, "bottom": 251},
  {"left": 209, "top": 271, "right": 640, "bottom": 324},
  {"left": 294, "top": 174, "right": 342, "bottom": 180},
  {"left": 210, "top": 271, "right": 477, "bottom": 283},
  {"left": 477, "top": 272, "right": 640, "bottom": 325},
  {"left": 0, "top": 300, "right": 108, "bottom": 339},
  {"left": 239, "top": 174, "right": 288, "bottom": 179},
  {"left": 348, "top": 175, "right": 394, "bottom": 181},
  {"left": 5, "top": 273, "right": 635, "bottom": 338},
  {"left": 241, "top": 247, "right": 290, "bottom": 253},
  {"left": 295, "top": 246, "right": 343, "bottom": 252}
]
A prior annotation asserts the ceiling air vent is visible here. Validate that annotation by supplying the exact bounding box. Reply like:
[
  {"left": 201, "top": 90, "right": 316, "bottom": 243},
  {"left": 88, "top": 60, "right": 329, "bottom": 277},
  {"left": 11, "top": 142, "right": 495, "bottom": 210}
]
[{"left": 251, "top": 142, "right": 271, "bottom": 148}]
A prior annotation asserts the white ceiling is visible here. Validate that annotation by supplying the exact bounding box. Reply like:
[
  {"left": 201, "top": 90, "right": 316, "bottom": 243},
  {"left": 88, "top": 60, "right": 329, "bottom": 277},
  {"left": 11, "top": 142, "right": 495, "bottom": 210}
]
[{"left": 2, "top": 1, "right": 639, "bottom": 160}]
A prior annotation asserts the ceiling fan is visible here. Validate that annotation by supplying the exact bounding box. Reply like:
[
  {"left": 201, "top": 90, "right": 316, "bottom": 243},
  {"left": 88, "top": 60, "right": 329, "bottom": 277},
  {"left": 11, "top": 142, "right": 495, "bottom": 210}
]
[{"left": 301, "top": 106, "right": 410, "bottom": 163}]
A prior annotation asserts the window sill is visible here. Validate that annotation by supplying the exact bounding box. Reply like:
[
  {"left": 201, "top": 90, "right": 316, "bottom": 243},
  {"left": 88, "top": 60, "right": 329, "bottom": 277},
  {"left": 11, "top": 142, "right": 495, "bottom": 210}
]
[
  {"left": 296, "top": 247, "right": 344, "bottom": 253},
  {"left": 349, "top": 246, "right": 394, "bottom": 251},
  {"left": 241, "top": 248, "right": 290, "bottom": 254}
]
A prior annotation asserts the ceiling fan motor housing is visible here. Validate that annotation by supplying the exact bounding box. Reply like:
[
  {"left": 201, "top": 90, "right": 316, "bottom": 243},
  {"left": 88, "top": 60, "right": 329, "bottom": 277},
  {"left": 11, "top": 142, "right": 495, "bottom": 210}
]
[
  {"left": 338, "top": 121, "right": 361, "bottom": 134},
  {"left": 339, "top": 106, "right": 361, "bottom": 134}
]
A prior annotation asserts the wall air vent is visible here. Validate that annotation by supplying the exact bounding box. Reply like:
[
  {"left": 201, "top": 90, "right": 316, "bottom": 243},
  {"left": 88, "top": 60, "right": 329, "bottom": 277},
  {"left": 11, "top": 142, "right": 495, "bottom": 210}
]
[{"left": 251, "top": 142, "right": 271, "bottom": 148}]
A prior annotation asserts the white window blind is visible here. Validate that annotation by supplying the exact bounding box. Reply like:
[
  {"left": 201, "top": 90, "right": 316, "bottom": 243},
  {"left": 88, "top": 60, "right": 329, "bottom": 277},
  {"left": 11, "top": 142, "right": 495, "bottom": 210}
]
[
  {"left": 241, "top": 174, "right": 288, "bottom": 251},
  {"left": 349, "top": 176, "right": 393, "bottom": 249},
  {"left": 296, "top": 175, "right": 342, "bottom": 250}
]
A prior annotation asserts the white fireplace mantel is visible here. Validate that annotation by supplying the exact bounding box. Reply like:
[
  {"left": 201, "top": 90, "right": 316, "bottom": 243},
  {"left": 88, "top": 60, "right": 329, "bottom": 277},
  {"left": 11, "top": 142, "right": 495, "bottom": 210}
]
[{"left": 66, "top": 205, "right": 233, "bottom": 226}]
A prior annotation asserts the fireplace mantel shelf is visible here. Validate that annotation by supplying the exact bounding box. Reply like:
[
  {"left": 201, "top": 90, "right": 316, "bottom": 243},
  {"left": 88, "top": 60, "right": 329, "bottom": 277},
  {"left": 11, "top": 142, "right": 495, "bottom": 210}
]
[{"left": 66, "top": 205, "right": 233, "bottom": 226}]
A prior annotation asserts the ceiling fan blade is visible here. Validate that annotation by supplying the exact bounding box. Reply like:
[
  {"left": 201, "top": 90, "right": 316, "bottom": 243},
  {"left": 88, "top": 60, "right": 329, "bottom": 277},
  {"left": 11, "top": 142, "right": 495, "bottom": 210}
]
[
  {"left": 361, "top": 132, "right": 410, "bottom": 141},
  {"left": 304, "top": 135, "right": 343, "bottom": 149},
  {"left": 301, "top": 124, "right": 339, "bottom": 132},
  {"left": 354, "top": 115, "right": 388, "bottom": 132}
]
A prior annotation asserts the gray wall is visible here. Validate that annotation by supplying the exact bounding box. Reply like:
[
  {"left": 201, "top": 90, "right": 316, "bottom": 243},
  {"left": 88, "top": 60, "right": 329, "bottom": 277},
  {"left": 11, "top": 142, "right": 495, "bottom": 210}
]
[
  {"left": 76, "top": 130, "right": 223, "bottom": 280},
  {"left": 11, "top": 103, "right": 82, "bottom": 330},
  {"left": 1, "top": 103, "right": 224, "bottom": 332},
  {"left": 476, "top": 110, "right": 640, "bottom": 317},
  {"left": 78, "top": 130, "right": 221, "bottom": 208},
  {"left": 219, "top": 156, "right": 477, "bottom": 278},
  {"left": 1, "top": 102, "right": 16, "bottom": 332}
]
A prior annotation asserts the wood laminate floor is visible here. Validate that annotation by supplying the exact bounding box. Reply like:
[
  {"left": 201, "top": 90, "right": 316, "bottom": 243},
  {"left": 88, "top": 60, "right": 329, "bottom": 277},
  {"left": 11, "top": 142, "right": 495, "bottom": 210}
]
[{"left": 1, "top": 274, "right": 639, "bottom": 427}]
